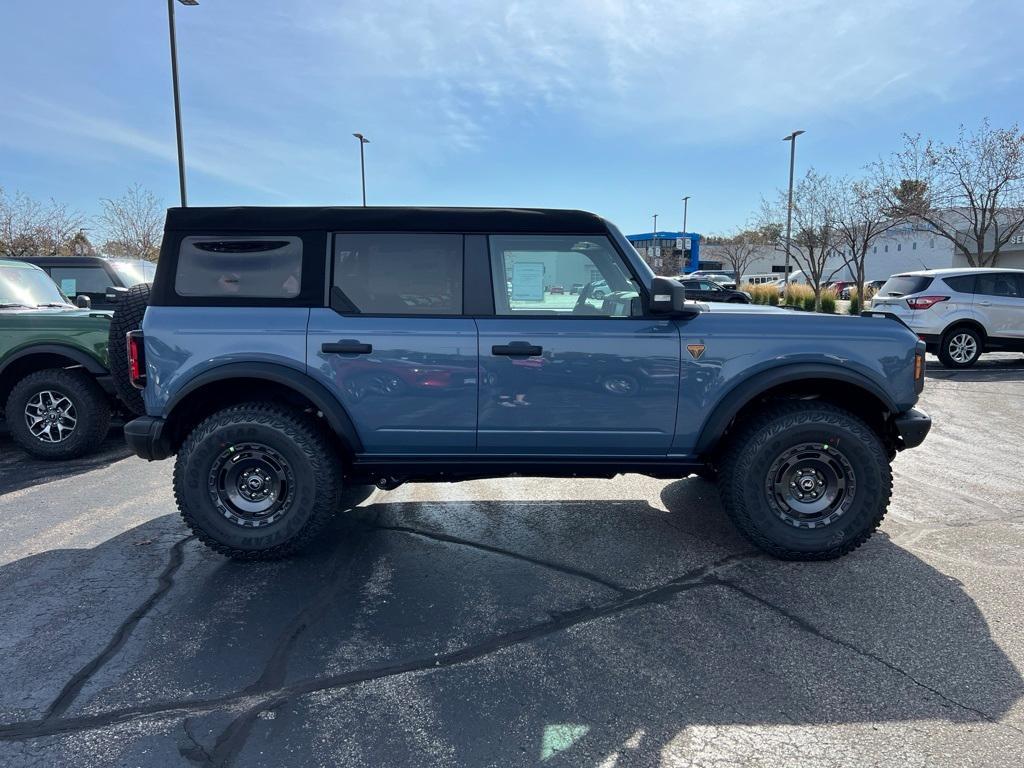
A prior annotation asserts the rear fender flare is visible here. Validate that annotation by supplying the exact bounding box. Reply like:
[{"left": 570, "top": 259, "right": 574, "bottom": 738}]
[{"left": 164, "top": 362, "right": 364, "bottom": 452}]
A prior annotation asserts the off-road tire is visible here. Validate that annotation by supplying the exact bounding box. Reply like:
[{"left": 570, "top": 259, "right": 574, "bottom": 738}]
[
  {"left": 5, "top": 368, "right": 111, "bottom": 459},
  {"left": 174, "top": 403, "right": 342, "bottom": 560},
  {"left": 718, "top": 401, "right": 892, "bottom": 560},
  {"left": 107, "top": 283, "right": 151, "bottom": 415},
  {"left": 937, "top": 325, "right": 983, "bottom": 369}
]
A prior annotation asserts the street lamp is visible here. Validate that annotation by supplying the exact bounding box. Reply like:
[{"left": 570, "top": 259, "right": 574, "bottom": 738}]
[
  {"left": 167, "top": 0, "right": 198, "bottom": 208},
  {"left": 651, "top": 213, "right": 658, "bottom": 266},
  {"left": 352, "top": 133, "right": 369, "bottom": 206},
  {"left": 782, "top": 130, "right": 805, "bottom": 301},
  {"left": 681, "top": 196, "right": 690, "bottom": 233}
]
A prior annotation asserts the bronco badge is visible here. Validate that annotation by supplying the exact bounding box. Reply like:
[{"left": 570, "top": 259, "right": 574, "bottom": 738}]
[{"left": 687, "top": 343, "right": 705, "bottom": 360}]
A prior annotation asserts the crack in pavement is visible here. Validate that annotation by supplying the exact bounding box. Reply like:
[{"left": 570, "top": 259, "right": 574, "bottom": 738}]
[
  {"left": 196, "top": 549, "right": 360, "bottom": 767},
  {"left": 719, "top": 580, "right": 1024, "bottom": 739},
  {"left": 368, "top": 523, "right": 631, "bottom": 594},
  {"left": 41, "top": 535, "right": 195, "bottom": 723},
  {"left": 0, "top": 551, "right": 759, "bottom": 743}
]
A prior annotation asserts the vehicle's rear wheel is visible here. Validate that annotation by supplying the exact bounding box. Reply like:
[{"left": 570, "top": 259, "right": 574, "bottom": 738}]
[
  {"left": 5, "top": 368, "right": 111, "bottom": 459},
  {"left": 173, "top": 403, "right": 341, "bottom": 560},
  {"left": 107, "top": 283, "right": 151, "bottom": 415},
  {"left": 937, "top": 326, "right": 982, "bottom": 368},
  {"left": 718, "top": 401, "right": 891, "bottom": 560}
]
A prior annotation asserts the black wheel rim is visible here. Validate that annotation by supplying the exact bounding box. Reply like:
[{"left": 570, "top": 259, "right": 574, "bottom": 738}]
[
  {"left": 766, "top": 442, "right": 856, "bottom": 528},
  {"left": 207, "top": 442, "right": 295, "bottom": 528}
]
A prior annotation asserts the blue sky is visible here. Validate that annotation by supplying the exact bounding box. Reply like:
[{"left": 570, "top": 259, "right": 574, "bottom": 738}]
[{"left": 1, "top": 0, "right": 1022, "bottom": 237}]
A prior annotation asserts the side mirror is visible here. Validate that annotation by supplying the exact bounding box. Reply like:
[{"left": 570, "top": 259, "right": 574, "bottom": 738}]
[
  {"left": 105, "top": 286, "right": 129, "bottom": 303},
  {"left": 648, "top": 276, "right": 700, "bottom": 317},
  {"left": 75, "top": 295, "right": 92, "bottom": 309}
]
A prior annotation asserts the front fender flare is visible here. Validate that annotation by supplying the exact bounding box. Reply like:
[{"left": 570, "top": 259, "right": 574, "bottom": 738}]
[
  {"left": 693, "top": 362, "right": 897, "bottom": 455},
  {"left": 0, "top": 343, "right": 107, "bottom": 378}
]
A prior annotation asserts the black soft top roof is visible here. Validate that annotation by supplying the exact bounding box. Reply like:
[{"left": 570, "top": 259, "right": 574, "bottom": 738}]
[{"left": 164, "top": 206, "right": 610, "bottom": 234}]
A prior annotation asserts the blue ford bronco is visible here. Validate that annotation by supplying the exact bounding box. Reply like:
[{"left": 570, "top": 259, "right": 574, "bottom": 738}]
[{"left": 118, "top": 207, "right": 931, "bottom": 561}]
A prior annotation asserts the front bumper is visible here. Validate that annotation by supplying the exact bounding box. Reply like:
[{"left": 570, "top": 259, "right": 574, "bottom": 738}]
[
  {"left": 894, "top": 407, "right": 932, "bottom": 450},
  {"left": 124, "top": 415, "right": 173, "bottom": 461}
]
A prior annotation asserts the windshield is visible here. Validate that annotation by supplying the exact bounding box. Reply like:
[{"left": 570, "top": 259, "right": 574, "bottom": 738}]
[
  {"left": 109, "top": 260, "right": 156, "bottom": 286},
  {"left": 0, "top": 265, "right": 70, "bottom": 308}
]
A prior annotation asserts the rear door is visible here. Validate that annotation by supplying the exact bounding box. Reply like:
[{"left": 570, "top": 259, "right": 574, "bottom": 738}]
[
  {"left": 306, "top": 233, "right": 478, "bottom": 454},
  {"left": 477, "top": 234, "right": 680, "bottom": 455}
]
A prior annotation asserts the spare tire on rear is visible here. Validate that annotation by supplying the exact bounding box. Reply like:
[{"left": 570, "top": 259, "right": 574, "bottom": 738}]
[{"left": 108, "top": 282, "right": 151, "bottom": 416}]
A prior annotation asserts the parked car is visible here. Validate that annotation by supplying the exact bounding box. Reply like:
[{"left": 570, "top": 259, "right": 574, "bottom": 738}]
[
  {"left": 13, "top": 256, "right": 155, "bottom": 311},
  {"left": 838, "top": 280, "right": 885, "bottom": 300},
  {"left": 117, "top": 206, "right": 929, "bottom": 562},
  {"left": 678, "top": 278, "right": 751, "bottom": 303},
  {"left": 703, "top": 273, "right": 739, "bottom": 289},
  {"left": 0, "top": 259, "right": 118, "bottom": 458},
  {"left": 866, "top": 268, "right": 1024, "bottom": 368}
]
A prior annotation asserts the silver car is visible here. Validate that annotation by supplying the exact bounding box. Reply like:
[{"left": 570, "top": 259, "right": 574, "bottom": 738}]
[{"left": 866, "top": 268, "right": 1024, "bottom": 367}]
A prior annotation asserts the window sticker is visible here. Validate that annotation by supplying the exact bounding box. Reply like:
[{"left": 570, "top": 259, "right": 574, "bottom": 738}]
[
  {"left": 511, "top": 262, "right": 545, "bottom": 301},
  {"left": 60, "top": 279, "right": 77, "bottom": 296}
]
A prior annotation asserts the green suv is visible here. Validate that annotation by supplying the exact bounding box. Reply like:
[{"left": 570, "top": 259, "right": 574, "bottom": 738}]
[{"left": 0, "top": 259, "right": 117, "bottom": 459}]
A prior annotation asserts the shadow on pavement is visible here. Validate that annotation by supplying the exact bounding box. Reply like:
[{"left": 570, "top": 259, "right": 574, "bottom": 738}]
[
  {"left": 0, "top": 429, "right": 133, "bottom": 497},
  {"left": 0, "top": 478, "right": 1020, "bottom": 766},
  {"left": 926, "top": 354, "right": 1024, "bottom": 382}
]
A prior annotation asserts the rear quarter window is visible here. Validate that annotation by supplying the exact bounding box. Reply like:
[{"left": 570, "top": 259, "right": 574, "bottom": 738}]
[
  {"left": 878, "top": 275, "right": 934, "bottom": 296},
  {"left": 175, "top": 237, "right": 302, "bottom": 298},
  {"left": 942, "top": 275, "right": 976, "bottom": 293}
]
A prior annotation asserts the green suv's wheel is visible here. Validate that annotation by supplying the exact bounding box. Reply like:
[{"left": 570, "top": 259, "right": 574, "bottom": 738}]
[
  {"left": 5, "top": 368, "right": 112, "bottom": 459},
  {"left": 174, "top": 403, "right": 341, "bottom": 560},
  {"left": 938, "top": 326, "right": 983, "bottom": 369},
  {"left": 718, "top": 401, "right": 891, "bottom": 560}
]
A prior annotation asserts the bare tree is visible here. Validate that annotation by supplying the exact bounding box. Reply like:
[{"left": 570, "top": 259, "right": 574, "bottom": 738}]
[
  {"left": 0, "top": 188, "right": 85, "bottom": 258},
  {"left": 830, "top": 176, "right": 901, "bottom": 300},
  {"left": 763, "top": 169, "right": 844, "bottom": 311},
  {"left": 715, "top": 229, "right": 766, "bottom": 284},
  {"left": 98, "top": 185, "right": 164, "bottom": 262},
  {"left": 875, "top": 120, "right": 1024, "bottom": 267}
]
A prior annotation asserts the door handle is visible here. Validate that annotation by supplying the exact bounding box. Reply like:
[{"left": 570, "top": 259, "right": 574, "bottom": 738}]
[
  {"left": 977, "top": 301, "right": 992, "bottom": 306},
  {"left": 322, "top": 340, "right": 373, "bottom": 355},
  {"left": 492, "top": 342, "right": 543, "bottom": 357}
]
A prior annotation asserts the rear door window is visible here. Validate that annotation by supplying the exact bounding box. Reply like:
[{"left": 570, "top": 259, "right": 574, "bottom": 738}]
[
  {"left": 175, "top": 237, "right": 303, "bottom": 298},
  {"left": 331, "top": 233, "right": 463, "bottom": 315},
  {"left": 878, "top": 275, "right": 934, "bottom": 296},
  {"left": 976, "top": 273, "right": 1022, "bottom": 297}
]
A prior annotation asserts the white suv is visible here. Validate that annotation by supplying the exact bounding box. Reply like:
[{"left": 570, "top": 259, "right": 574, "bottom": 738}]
[{"left": 867, "top": 268, "right": 1024, "bottom": 368}]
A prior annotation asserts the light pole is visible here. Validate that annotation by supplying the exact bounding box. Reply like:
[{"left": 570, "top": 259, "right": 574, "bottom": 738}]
[
  {"left": 352, "top": 133, "right": 369, "bottom": 206},
  {"left": 167, "top": 0, "right": 197, "bottom": 208},
  {"left": 782, "top": 130, "right": 805, "bottom": 301},
  {"left": 681, "top": 196, "right": 690, "bottom": 233}
]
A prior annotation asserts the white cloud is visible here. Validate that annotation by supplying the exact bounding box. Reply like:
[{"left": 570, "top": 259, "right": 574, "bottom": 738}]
[{"left": 285, "top": 0, "right": 1012, "bottom": 141}]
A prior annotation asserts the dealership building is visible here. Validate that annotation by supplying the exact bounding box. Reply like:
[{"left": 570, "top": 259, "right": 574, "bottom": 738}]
[{"left": 700, "top": 223, "right": 1024, "bottom": 283}]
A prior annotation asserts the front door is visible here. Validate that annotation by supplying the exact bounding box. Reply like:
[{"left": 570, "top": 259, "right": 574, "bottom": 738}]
[
  {"left": 974, "top": 272, "right": 1024, "bottom": 340},
  {"left": 307, "top": 233, "right": 478, "bottom": 454},
  {"left": 478, "top": 234, "right": 680, "bottom": 455}
]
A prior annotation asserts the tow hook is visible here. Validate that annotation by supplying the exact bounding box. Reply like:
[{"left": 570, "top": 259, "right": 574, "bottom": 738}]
[{"left": 376, "top": 477, "right": 403, "bottom": 491}]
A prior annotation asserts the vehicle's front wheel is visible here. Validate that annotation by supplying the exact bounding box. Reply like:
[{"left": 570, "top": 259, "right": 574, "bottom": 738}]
[
  {"left": 718, "top": 401, "right": 891, "bottom": 560},
  {"left": 937, "top": 326, "right": 983, "bottom": 368},
  {"left": 174, "top": 403, "right": 342, "bottom": 560},
  {"left": 5, "top": 368, "right": 112, "bottom": 459}
]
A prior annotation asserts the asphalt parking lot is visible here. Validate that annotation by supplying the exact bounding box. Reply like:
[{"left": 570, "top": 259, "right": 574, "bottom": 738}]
[{"left": 1, "top": 354, "right": 1022, "bottom": 767}]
